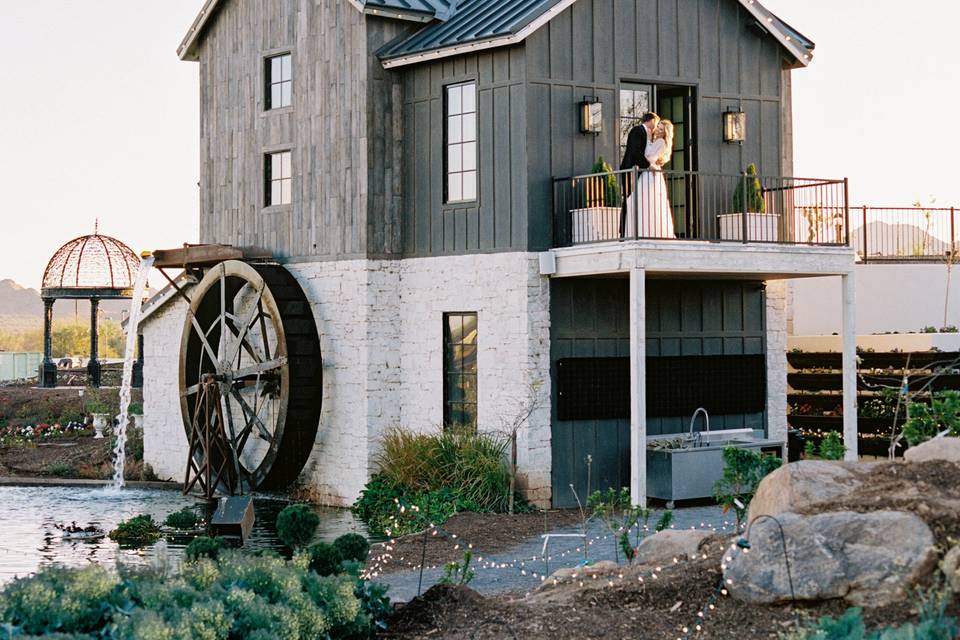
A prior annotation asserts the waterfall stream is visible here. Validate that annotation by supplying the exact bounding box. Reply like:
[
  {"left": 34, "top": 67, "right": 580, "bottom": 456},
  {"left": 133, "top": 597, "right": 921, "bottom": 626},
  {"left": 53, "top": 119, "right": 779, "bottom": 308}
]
[{"left": 111, "top": 255, "right": 155, "bottom": 489}]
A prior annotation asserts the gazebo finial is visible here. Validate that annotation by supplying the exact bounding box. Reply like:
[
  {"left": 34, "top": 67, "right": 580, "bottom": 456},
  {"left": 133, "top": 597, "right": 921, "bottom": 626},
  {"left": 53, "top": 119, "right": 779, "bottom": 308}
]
[{"left": 94, "top": 218, "right": 99, "bottom": 235}]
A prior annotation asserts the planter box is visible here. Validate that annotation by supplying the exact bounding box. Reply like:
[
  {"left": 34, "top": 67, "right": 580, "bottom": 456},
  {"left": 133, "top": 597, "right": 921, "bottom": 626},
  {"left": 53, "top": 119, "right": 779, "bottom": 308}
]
[
  {"left": 718, "top": 213, "right": 780, "bottom": 242},
  {"left": 570, "top": 206, "right": 621, "bottom": 243}
]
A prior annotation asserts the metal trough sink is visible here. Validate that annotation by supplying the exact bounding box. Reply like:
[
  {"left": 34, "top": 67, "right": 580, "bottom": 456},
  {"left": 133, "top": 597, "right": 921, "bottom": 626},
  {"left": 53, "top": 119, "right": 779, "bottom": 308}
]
[{"left": 646, "top": 429, "right": 784, "bottom": 506}]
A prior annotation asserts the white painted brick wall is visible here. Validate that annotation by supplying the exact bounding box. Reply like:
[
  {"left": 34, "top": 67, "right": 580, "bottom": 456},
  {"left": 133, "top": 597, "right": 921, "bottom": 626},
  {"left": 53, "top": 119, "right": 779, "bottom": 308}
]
[{"left": 765, "top": 280, "right": 788, "bottom": 445}]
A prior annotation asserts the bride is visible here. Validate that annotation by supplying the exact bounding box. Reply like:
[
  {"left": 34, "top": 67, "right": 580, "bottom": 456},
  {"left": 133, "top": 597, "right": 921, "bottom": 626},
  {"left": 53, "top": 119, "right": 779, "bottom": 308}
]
[{"left": 627, "top": 120, "right": 675, "bottom": 238}]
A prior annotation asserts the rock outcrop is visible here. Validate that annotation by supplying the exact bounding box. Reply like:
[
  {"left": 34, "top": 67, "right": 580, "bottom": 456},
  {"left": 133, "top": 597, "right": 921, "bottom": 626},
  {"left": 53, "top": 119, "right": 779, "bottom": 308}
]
[
  {"left": 747, "top": 460, "right": 876, "bottom": 523},
  {"left": 904, "top": 437, "right": 960, "bottom": 465},
  {"left": 634, "top": 529, "right": 713, "bottom": 566}
]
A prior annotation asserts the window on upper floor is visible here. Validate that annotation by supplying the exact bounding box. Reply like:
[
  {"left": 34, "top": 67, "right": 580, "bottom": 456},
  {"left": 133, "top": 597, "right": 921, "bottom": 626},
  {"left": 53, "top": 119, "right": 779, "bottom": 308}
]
[
  {"left": 265, "top": 53, "right": 292, "bottom": 110},
  {"left": 264, "top": 151, "right": 291, "bottom": 207},
  {"left": 443, "top": 312, "right": 478, "bottom": 431},
  {"left": 445, "top": 82, "right": 477, "bottom": 203}
]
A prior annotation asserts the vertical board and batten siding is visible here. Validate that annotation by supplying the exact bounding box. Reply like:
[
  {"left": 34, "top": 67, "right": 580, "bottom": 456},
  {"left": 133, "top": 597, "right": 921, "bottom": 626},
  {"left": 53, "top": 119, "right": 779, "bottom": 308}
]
[
  {"left": 549, "top": 277, "right": 766, "bottom": 507},
  {"left": 196, "top": 0, "right": 406, "bottom": 260},
  {"left": 525, "top": 0, "right": 789, "bottom": 250},
  {"left": 400, "top": 47, "right": 528, "bottom": 257}
]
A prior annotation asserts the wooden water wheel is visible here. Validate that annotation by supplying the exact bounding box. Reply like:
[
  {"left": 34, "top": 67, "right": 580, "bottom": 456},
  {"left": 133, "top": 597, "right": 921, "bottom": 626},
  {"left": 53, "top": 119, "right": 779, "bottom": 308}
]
[{"left": 178, "top": 260, "right": 322, "bottom": 493}]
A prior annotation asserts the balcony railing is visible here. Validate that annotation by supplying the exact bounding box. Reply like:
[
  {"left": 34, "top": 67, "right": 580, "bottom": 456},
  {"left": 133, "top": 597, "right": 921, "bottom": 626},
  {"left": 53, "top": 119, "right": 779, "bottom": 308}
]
[
  {"left": 854, "top": 206, "right": 959, "bottom": 262},
  {"left": 552, "top": 169, "right": 849, "bottom": 249}
]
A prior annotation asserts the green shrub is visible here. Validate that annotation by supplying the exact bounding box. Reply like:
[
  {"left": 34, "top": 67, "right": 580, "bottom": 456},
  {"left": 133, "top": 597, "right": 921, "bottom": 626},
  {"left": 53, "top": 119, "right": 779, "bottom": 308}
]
[
  {"left": 275, "top": 504, "right": 319, "bottom": 549},
  {"left": 439, "top": 551, "right": 475, "bottom": 586},
  {"left": 713, "top": 447, "right": 781, "bottom": 529},
  {"left": 355, "top": 427, "right": 516, "bottom": 536},
  {"left": 46, "top": 462, "right": 76, "bottom": 477},
  {"left": 108, "top": 514, "right": 161, "bottom": 544},
  {"left": 589, "top": 156, "right": 621, "bottom": 207},
  {"left": 333, "top": 533, "right": 370, "bottom": 563},
  {"left": 818, "top": 432, "right": 847, "bottom": 460},
  {"left": 903, "top": 391, "right": 960, "bottom": 446},
  {"left": 164, "top": 508, "right": 199, "bottom": 530},
  {"left": 309, "top": 542, "right": 345, "bottom": 576},
  {"left": 185, "top": 536, "right": 225, "bottom": 561},
  {"left": 733, "top": 163, "right": 765, "bottom": 213}
]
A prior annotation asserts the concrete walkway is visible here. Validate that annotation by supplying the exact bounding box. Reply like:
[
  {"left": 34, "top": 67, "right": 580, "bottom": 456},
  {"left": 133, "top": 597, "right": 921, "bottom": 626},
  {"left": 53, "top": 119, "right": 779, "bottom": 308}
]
[{"left": 373, "top": 505, "right": 734, "bottom": 602}]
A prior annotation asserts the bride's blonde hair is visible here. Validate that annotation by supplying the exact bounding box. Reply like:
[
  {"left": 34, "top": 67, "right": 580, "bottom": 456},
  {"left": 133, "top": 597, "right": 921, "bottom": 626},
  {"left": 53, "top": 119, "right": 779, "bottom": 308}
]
[{"left": 658, "top": 120, "right": 675, "bottom": 166}]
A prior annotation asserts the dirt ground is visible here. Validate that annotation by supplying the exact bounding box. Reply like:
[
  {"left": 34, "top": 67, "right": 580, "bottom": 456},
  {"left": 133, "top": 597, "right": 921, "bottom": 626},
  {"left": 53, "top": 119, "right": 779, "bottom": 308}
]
[
  {"left": 0, "top": 435, "right": 151, "bottom": 480},
  {"left": 381, "top": 536, "right": 960, "bottom": 639},
  {"left": 368, "top": 510, "right": 585, "bottom": 575}
]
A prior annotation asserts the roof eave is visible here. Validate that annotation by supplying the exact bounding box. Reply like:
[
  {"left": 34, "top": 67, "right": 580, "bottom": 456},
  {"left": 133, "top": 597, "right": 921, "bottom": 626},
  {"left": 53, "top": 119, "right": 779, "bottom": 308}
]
[
  {"left": 740, "top": 0, "right": 812, "bottom": 66},
  {"left": 177, "top": 0, "right": 221, "bottom": 62}
]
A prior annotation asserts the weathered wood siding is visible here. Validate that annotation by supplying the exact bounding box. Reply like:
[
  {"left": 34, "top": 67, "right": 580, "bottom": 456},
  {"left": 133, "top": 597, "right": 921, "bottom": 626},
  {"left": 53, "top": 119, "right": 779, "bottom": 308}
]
[
  {"left": 525, "top": 0, "right": 793, "bottom": 250},
  {"left": 399, "top": 47, "right": 528, "bottom": 257},
  {"left": 196, "top": 0, "right": 406, "bottom": 259}
]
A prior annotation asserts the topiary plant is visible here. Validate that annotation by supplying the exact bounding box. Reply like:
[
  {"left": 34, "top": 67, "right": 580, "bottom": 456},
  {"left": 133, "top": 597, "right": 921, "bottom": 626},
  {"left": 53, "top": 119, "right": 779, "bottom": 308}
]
[
  {"left": 732, "top": 163, "right": 765, "bottom": 213},
  {"left": 308, "top": 542, "right": 344, "bottom": 576},
  {"left": 276, "top": 504, "right": 320, "bottom": 549},
  {"left": 333, "top": 533, "right": 370, "bottom": 563},
  {"left": 164, "top": 508, "right": 199, "bottom": 530},
  {"left": 108, "top": 514, "right": 161, "bottom": 545},
  {"left": 185, "top": 536, "right": 225, "bottom": 560},
  {"left": 589, "top": 156, "right": 621, "bottom": 208}
]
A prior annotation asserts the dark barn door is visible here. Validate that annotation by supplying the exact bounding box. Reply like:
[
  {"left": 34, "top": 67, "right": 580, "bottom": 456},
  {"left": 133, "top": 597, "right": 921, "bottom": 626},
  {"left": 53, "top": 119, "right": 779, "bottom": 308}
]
[{"left": 550, "top": 278, "right": 766, "bottom": 508}]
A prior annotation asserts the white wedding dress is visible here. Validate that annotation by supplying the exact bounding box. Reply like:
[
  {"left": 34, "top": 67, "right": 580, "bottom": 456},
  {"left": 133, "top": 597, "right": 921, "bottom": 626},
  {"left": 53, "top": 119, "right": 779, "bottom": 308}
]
[{"left": 625, "top": 138, "right": 675, "bottom": 239}]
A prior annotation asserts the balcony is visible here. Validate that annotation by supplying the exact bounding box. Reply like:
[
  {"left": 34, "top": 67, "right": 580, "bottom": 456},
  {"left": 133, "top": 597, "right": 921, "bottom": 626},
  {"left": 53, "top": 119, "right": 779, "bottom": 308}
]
[{"left": 854, "top": 206, "right": 959, "bottom": 262}]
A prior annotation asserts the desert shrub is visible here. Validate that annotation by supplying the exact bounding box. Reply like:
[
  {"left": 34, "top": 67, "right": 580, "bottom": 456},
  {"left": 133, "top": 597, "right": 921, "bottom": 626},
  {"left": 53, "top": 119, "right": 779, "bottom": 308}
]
[
  {"left": 275, "top": 504, "right": 320, "bottom": 549},
  {"left": 46, "top": 461, "right": 76, "bottom": 477},
  {"left": 902, "top": 390, "right": 960, "bottom": 446},
  {"left": 308, "top": 542, "right": 344, "bottom": 576},
  {"left": 439, "top": 550, "right": 475, "bottom": 586},
  {"left": 333, "top": 533, "right": 370, "bottom": 563},
  {"left": 185, "top": 536, "right": 225, "bottom": 561},
  {"left": 108, "top": 514, "right": 161, "bottom": 544},
  {"left": 713, "top": 447, "right": 782, "bottom": 530},
  {"left": 164, "top": 508, "right": 199, "bottom": 530},
  {"left": 355, "top": 427, "right": 516, "bottom": 536}
]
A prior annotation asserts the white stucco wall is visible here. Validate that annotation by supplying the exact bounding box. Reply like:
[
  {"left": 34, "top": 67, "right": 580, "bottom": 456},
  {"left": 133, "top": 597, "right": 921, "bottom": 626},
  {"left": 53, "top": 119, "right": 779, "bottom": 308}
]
[
  {"left": 790, "top": 263, "right": 960, "bottom": 335},
  {"left": 765, "top": 280, "right": 788, "bottom": 445}
]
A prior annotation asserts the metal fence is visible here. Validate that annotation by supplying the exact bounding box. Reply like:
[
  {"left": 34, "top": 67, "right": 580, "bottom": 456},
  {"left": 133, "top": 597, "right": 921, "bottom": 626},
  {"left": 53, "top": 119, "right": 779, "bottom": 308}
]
[
  {"left": 853, "top": 206, "right": 958, "bottom": 262},
  {"left": 552, "top": 169, "right": 849, "bottom": 248}
]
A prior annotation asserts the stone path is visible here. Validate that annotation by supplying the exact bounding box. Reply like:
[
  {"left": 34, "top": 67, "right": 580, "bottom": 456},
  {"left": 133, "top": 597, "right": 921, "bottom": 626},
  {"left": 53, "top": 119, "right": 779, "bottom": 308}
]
[{"left": 374, "top": 506, "right": 734, "bottom": 602}]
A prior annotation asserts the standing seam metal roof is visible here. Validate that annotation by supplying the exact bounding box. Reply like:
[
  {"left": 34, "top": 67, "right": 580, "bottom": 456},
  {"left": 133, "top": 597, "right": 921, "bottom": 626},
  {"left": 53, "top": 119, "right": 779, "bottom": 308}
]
[{"left": 364, "top": 0, "right": 453, "bottom": 15}]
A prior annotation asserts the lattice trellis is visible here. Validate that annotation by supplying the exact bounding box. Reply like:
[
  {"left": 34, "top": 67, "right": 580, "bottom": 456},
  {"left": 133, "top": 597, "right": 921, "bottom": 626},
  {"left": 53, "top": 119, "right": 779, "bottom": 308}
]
[{"left": 41, "top": 233, "right": 142, "bottom": 294}]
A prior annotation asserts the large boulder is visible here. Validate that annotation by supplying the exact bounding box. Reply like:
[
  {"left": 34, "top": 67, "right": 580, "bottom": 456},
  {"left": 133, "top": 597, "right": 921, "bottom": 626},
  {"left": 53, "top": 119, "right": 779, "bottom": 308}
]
[
  {"left": 724, "top": 510, "right": 936, "bottom": 607},
  {"left": 634, "top": 529, "right": 713, "bottom": 566},
  {"left": 940, "top": 546, "right": 960, "bottom": 593},
  {"left": 904, "top": 437, "right": 960, "bottom": 465},
  {"left": 748, "top": 460, "right": 875, "bottom": 523}
]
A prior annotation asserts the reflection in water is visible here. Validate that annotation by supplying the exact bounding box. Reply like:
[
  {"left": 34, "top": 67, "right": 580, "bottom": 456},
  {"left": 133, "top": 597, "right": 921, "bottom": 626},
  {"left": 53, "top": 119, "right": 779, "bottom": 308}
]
[{"left": 0, "top": 486, "right": 370, "bottom": 584}]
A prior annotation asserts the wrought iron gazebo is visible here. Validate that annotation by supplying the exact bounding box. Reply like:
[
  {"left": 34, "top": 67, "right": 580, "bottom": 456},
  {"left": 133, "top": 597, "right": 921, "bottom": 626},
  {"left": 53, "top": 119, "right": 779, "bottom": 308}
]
[{"left": 39, "top": 230, "right": 143, "bottom": 387}]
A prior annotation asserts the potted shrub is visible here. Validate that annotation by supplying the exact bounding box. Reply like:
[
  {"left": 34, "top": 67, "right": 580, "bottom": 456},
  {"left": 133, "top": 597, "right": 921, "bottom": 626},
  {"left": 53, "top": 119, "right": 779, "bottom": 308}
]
[
  {"left": 86, "top": 399, "right": 111, "bottom": 439},
  {"left": 571, "top": 156, "right": 622, "bottom": 243},
  {"left": 718, "top": 163, "right": 780, "bottom": 241}
]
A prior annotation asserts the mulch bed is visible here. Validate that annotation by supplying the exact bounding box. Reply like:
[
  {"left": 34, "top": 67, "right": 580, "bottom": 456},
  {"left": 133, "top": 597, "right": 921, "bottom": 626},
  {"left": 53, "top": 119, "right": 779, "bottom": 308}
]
[
  {"left": 368, "top": 510, "right": 585, "bottom": 575},
  {"left": 0, "top": 436, "right": 114, "bottom": 478},
  {"left": 380, "top": 535, "right": 960, "bottom": 639}
]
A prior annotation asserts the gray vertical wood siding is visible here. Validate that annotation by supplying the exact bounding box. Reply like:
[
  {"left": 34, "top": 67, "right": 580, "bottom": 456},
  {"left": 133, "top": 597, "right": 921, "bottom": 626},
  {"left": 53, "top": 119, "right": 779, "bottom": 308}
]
[{"left": 196, "top": 1, "right": 406, "bottom": 260}]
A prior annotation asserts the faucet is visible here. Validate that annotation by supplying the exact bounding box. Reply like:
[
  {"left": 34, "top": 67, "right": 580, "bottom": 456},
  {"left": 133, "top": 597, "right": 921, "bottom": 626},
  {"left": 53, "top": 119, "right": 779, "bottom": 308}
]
[{"left": 689, "top": 407, "right": 710, "bottom": 448}]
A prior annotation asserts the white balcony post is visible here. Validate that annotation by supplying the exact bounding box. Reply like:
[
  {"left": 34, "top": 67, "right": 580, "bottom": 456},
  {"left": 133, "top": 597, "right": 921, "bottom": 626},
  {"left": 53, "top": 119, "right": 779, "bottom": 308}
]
[
  {"left": 841, "top": 272, "right": 858, "bottom": 460},
  {"left": 630, "top": 266, "right": 647, "bottom": 507}
]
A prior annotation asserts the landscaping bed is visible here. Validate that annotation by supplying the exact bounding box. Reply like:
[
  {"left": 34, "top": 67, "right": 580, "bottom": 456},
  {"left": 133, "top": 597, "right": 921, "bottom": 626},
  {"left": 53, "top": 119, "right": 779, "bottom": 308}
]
[{"left": 368, "top": 510, "right": 583, "bottom": 575}]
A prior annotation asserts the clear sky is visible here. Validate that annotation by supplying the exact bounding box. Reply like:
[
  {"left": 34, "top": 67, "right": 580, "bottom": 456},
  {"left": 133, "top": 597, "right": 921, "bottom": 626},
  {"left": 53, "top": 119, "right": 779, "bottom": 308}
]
[{"left": 1, "top": 0, "right": 958, "bottom": 290}]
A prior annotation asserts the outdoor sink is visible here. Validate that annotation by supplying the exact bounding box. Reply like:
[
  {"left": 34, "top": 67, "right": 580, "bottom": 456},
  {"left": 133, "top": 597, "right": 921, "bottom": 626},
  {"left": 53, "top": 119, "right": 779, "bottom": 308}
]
[{"left": 646, "top": 430, "right": 784, "bottom": 506}]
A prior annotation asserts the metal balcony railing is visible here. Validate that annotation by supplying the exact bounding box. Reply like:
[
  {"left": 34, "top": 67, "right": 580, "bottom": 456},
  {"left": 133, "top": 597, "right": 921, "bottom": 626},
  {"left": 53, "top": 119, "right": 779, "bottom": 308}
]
[
  {"left": 552, "top": 169, "right": 850, "bottom": 249},
  {"left": 853, "top": 206, "right": 959, "bottom": 262}
]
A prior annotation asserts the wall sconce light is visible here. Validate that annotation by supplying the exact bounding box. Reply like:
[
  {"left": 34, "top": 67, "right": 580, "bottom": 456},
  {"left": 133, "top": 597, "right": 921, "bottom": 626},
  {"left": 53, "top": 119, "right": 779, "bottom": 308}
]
[
  {"left": 723, "top": 108, "right": 746, "bottom": 144},
  {"left": 579, "top": 96, "right": 602, "bottom": 135}
]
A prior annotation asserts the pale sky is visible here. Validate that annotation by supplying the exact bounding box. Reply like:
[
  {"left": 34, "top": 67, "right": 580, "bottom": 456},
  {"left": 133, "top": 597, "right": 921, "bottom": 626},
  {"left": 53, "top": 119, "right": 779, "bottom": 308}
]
[{"left": 1, "top": 0, "right": 958, "bottom": 290}]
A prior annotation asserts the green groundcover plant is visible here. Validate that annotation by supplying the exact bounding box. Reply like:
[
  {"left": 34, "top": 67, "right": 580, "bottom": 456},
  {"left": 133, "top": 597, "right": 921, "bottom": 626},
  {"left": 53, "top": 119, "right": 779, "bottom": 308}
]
[
  {"left": 353, "top": 427, "right": 530, "bottom": 537},
  {"left": 0, "top": 543, "right": 389, "bottom": 638}
]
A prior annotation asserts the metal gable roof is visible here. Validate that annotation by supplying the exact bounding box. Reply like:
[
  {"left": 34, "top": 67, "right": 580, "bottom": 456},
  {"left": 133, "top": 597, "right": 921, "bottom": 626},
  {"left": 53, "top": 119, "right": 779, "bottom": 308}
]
[
  {"left": 377, "top": 0, "right": 815, "bottom": 69},
  {"left": 365, "top": 0, "right": 454, "bottom": 15}
]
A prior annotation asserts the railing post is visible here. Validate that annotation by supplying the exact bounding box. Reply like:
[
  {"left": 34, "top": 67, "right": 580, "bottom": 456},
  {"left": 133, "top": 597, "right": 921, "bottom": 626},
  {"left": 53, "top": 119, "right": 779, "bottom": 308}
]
[
  {"left": 843, "top": 177, "right": 850, "bottom": 248},
  {"left": 951, "top": 207, "right": 956, "bottom": 256},
  {"left": 632, "top": 166, "right": 639, "bottom": 240},
  {"left": 861, "top": 205, "right": 868, "bottom": 263},
  {"left": 741, "top": 171, "right": 748, "bottom": 244}
]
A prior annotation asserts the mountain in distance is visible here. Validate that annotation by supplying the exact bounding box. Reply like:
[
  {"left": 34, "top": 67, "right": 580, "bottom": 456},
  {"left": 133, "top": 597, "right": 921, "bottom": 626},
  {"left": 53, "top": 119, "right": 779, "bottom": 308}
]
[
  {"left": 853, "top": 221, "right": 952, "bottom": 258},
  {"left": 0, "top": 279, "right": 132, "bottom": 329}
]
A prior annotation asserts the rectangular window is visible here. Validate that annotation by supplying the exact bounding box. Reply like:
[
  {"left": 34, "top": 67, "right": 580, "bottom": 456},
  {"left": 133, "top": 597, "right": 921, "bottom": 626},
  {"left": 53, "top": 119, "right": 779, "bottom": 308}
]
[
  {"left": 443, "top": 312, "right": 478, "bottom": 431},
  {"left": 265, "top": 53, "right": 292, "bottom": 110},
  {"left": 445, "top": 82, "right": 477, "bottom": 203},
  {"left": 264, "top": 151, "right": 291, "bottom": 207}
]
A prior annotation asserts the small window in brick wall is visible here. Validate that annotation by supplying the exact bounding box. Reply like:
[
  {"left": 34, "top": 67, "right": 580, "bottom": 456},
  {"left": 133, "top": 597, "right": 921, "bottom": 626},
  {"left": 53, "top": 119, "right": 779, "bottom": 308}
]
[{"left": 443, "top": 312, "right": 478, "bottom": 431}]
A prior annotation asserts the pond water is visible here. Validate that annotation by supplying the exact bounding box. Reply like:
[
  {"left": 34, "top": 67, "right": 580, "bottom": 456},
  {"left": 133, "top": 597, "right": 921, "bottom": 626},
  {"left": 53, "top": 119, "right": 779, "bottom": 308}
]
[{"left": 0, "top": 486, "right": 370, "bottom": 584}]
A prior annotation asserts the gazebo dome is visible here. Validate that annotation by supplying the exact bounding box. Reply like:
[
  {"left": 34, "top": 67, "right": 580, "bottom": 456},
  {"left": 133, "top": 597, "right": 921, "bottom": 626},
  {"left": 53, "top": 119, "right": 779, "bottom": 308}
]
[{"left": 41, "top": 233, "right": 142, "bottom": 299}]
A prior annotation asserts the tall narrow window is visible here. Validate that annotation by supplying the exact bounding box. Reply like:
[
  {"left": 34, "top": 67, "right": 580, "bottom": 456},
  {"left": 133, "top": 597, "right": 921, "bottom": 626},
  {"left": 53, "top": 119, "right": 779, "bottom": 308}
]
[
  {"left": 264, "top": 151, "right": 291, "bottom": 206},
  {"left": 443, "top": 312, "right": 478, "bottom": 431},
  {"left": 445, "top": 82, "right": 477, "bottom": 203},
  {"left": 265, "top": 53, "right": 292, "bottom": 110}
]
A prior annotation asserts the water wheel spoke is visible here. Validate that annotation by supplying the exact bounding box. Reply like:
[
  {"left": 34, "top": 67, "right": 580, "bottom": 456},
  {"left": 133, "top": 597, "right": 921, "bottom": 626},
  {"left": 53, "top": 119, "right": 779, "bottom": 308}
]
[
  {"left": 257, "top": 301, "right": 272, "bottom": 361},
  {"left": 182, "top": 383, "right": 201, "bottom": 397},
  {"left": 233, "top": 357, "right": 286, "bottom": 380},
  {"left": 190, "top": 315, "right": 222, "bottom": 373},
  {"left": 223, "top": 286, "right": 265, "bottom": 366},
  {"left": 229, "top": 389, "right": 274, "bottom": 444}
]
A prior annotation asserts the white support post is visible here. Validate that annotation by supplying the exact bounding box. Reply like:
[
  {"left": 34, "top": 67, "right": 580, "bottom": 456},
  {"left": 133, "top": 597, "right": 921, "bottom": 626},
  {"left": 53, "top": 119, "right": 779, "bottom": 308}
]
[
  {"left": 841, "top": 272, "right": 858, "bottom": 460},
  {"left": 630, "top": 266, "right": 647, "bottom": 507}
]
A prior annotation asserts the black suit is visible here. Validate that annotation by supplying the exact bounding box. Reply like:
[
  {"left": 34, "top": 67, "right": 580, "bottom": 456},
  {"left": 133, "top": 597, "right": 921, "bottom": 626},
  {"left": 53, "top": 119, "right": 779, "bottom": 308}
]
[{"left": 619, "top": 124, "right": 651, "bottom": 236}]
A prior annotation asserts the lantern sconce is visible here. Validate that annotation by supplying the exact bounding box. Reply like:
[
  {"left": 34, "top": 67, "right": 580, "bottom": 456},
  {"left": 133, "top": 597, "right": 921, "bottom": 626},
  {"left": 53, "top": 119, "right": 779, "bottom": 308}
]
[
  {"left": 579, "top": 96, "right": 602, "bottom": 135},
  {"left": 723, "top": 108, "right": 746, "bottom": 144}
]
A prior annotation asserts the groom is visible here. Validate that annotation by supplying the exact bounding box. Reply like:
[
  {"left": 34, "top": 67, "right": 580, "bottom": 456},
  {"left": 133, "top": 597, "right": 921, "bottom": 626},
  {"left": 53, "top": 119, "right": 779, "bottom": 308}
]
[{"left": 619, "top": 111, "right": 660, "bottom": 237}]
